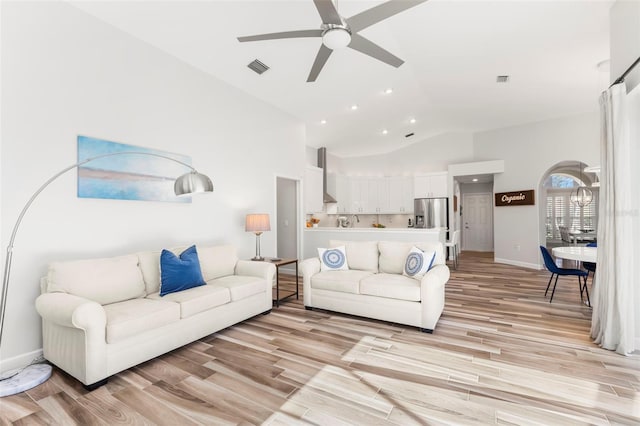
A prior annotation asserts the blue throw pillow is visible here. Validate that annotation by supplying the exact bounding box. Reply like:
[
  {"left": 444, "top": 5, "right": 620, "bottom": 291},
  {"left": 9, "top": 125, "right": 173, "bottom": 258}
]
[
  {"left": 159, "top": 245, "right": 206, "bottom": 296},
  {"left": 403, "top": 246, "right": 436, "bottom": 280},
  {"left": 317, "top": 246, "right": 349, "bottom": 271}
]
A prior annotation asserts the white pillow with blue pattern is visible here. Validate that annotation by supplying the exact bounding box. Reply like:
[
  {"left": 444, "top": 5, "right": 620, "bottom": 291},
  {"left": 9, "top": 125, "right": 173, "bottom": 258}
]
[
  {"left": 402, "top": 246, "right": 436, "bottom": 280},
  {"left": 318, "top": 246, "right": 349, "bottom": 271}
]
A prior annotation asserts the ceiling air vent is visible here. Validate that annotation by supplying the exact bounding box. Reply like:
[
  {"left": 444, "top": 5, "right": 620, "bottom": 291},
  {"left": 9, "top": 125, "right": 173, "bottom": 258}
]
[
  {"left": 248, "top": 59, "right": 269, "bottom": 75},
  {"left": 405, "top": 132, "right": 415, "bottom": 138},
  {"left": 496, "top": 75, "right": 510, "bottom": 83}
]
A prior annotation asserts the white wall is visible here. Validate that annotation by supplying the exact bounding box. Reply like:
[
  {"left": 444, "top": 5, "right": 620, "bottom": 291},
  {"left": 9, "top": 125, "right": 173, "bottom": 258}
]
[
  {"left": 473, "top": 112, "right": 599, "bottom": 268},
  {"left": 339, "top": 132, "right": 474, "bottom": 176},
  {"left": 0, "top": 2, "right": 305, "bottom": 368},
  {"left": 610, "top": 0, "right": 640, "bottom": 90}
]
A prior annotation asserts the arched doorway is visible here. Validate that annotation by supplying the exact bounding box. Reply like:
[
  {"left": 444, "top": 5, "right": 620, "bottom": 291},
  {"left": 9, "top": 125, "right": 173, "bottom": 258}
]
[{"left": 539, "top": 161, "right": 599, "bottom": 248}]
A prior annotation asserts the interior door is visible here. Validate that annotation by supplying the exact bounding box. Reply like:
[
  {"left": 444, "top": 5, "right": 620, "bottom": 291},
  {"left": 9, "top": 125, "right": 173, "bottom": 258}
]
[{"left": 462, "top": 193, "right": 494, "bottom": 251}]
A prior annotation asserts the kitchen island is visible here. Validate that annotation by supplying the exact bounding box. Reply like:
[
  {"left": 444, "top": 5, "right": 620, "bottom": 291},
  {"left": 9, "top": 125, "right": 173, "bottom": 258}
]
[{"left": 303, "top": 227, "right": 446, "bottom": 260}]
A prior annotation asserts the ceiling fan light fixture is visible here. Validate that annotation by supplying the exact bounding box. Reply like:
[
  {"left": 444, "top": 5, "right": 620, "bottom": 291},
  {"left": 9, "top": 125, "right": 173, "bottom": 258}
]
[{"left": 322, "top": 26, "right": 351, "bottom": 50}]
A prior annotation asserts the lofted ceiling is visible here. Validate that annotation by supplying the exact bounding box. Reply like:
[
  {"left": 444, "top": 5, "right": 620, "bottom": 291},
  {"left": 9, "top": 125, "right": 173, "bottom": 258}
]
[{"left": 70, "top": 0, "right": 612, "bottom": 158}]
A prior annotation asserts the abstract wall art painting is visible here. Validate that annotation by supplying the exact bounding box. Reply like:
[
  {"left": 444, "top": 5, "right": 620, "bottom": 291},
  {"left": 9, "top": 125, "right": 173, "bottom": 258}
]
[{"left": 77, "top": 136, "right": 192, "bottom": 203}]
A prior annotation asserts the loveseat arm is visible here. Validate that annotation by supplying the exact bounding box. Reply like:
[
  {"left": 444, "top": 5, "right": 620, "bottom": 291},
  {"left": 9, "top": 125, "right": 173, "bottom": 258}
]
[
  {"left": 419, "top": 264, "right": 450, "bottom": 330},
  {"left": 36, "top": 292, "right": 106, "bottom": 330},
  {"left": 235, "top": 260, "right": 276, "bottom": 283},
  {"left": 300, "top": 258, "right": 320, "bottom": 306},
  {"left": 36, "top": 292, "right": 108, "bottom": 386}
]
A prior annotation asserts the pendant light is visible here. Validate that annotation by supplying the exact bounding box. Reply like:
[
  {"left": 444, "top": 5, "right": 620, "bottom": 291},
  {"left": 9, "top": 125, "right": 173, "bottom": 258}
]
[{"left": 570, "top": 161, "right": 593, "bottom": 207}]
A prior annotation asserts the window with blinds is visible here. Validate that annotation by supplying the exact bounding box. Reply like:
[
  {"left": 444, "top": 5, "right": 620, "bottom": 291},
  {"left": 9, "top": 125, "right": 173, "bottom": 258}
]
[{"left": 546, "top": 189, "right": 598, "bottom": 240}]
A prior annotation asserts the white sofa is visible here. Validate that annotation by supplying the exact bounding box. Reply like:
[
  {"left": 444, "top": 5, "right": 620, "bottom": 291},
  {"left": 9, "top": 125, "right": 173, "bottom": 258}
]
[
  {"left": 35, "top": 244, "right": 274, "bottom": 389},
  {"left": 301, "top": 240, "right": 450, "bottom": 332}
]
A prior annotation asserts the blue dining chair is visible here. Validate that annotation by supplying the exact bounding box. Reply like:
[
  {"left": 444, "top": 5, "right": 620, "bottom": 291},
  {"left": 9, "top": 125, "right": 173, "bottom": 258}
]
[
  {"left": 539, "top": 246, "right": 590, "bottom": 305},
  {"left": 583, "top": 242, "right": 597, "bottom": 283}
]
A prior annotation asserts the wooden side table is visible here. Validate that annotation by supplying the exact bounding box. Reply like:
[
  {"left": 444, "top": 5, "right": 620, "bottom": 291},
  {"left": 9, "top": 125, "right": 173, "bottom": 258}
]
[{"left": 256, "top": 258, "right": 299, "bottom": 307}]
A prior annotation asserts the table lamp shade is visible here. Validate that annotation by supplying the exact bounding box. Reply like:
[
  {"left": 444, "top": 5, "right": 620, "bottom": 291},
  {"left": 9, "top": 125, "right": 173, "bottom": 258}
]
[
  {"left": 246, "top": 214, "right": 270, "bottom": 233},
  {"left": 246, "top": 214, "right": 270, "bottom": 261}
]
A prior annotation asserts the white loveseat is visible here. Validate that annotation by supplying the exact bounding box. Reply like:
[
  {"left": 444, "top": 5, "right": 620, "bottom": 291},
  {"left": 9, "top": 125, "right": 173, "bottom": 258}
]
[
  {"left": 301, "top": 240, "right": 450, "bottom": 332},
  {"left": 35, "top": 244, "right": 274, "bottom": 388}
]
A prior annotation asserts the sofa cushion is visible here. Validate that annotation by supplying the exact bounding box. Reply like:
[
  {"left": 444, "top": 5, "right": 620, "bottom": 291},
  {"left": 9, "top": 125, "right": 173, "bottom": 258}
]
[
  {"left": 47, "top": 254, "right": 146, "bottom": 305},
  {"left": 208, "top": 275, "right": 266, "bottom": 301},
  {"left": 318, "top": 246, "right": 349, "bottom": 271},
  {"left": 379, "top": 241, "right": 444, "bottom": 274},
  {"left": 137, "top": 247, "right": 184, "bottom": 295},
  {"left": 147, "top": 285, "right": 231, "bottom": 319},
  {"left": 103, "top": 298, "right": 180, "bottom": 344},
  {"left": 310, "top": 270, "right": 374, "bottom": 294},
  {"left": 159, "top": 246, "right": 206, "bottom": 296},
  {"left": 198, "top": 245, "right": 239, "bottom": 281},
  {"left": 360, "top": 273, "right": 421, "bottom": 302},
  {"left": 403, "top": 247, "right": 436, "bottom": 280},
  {"left": 330, "top": 240, "right": 379, "bottom": 272}
]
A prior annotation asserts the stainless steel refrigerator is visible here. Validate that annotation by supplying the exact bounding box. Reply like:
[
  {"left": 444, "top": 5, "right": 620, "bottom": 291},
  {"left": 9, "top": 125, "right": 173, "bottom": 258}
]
[{"left": 414, "top": 197, "right": 449, "bottom": 229}]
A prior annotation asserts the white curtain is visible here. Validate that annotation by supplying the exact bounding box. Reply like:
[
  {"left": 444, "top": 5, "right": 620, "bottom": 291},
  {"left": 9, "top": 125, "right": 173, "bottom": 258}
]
[{"left": 591, "top": 82, "right": 640, "bottom": 355}]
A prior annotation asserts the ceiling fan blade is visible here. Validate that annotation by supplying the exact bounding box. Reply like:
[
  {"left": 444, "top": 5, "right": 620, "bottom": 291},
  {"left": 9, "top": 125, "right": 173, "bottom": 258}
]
[
  {"left": 347, "top": 0, "right": 428, "bottom": 32},
  {"left": 238, "top": 29, "right": 322, "bottom": 43},
  {"left": 307, "top": 44, "right": 333, "bottom": 82},
  {"left": 348, "top": 33, "right": 403, "bottom": 67},
  {"left": 313, "top": 0, "right": 343, "bottom": 25}
]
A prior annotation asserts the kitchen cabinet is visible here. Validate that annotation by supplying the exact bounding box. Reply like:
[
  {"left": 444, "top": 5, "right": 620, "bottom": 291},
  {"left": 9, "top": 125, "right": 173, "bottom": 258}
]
[
  {"left": 304, "top": 166, "right": 324, "bottom": 213},
  {"left": 349, "top": 177, "right": 369, "bottom": 213},
  {"left": 388, "top": 176, "right": 414, "bottom": 213},
  {"left": 367, "top": 178, "right": 390, "bottom": 213},
  {"left": 328, "top": 173, "right": 350, "bottom": 214},
  {"left": 414, "top": 172, "right": 448, "bottom": 198}
]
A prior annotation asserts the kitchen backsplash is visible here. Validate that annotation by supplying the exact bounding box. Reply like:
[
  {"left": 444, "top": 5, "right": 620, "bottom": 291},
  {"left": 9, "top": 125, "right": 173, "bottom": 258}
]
[{"left": 306, "top": 213, "right": 414, "bottom": 228}]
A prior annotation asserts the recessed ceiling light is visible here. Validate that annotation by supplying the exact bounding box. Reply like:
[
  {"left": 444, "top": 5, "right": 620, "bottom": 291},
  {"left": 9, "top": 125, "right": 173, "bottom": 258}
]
[
  {"left": 409, "top": 118, "right": 416, "bottom": 124},
  {"left": 382, "top": 129, "right": 388, "bottom": 135},
  {"left": 320, "top": 119, "right": 327, "bottom": 124},
  {"left": 351, "top": 104, "right": 358, "bottom": 110},
  {"left": 384, "top": 88, "right": 393, "bottom": 94},
  {"left": 472, "top": 178, "right": 479, "bottom": 182}
]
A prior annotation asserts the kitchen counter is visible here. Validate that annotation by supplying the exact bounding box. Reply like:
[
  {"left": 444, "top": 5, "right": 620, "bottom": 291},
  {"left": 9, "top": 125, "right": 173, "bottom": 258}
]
[
  {"left": 303, "top": 227, "right": 446, "bottom": 260},
  {"left": 305, "top": 227, "right": 440, "bottom": 232}
]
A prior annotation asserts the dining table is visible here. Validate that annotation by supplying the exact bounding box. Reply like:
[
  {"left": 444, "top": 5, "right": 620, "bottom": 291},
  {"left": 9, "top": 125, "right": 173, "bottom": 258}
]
[
  {"left": 552, "top": 246, "right": 597, "bottom": 307},
  {"left": 552, "top": 246, "right": 597, "bottom": 263}
]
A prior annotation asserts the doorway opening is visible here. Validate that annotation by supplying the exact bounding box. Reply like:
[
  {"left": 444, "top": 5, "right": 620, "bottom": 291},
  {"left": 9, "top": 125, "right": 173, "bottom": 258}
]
[
  {"left": 539, "top": 161, "right": 599, "bottom": 249},
  {"left": 276, "top": 176, "right": 300, "bottom": 274}
]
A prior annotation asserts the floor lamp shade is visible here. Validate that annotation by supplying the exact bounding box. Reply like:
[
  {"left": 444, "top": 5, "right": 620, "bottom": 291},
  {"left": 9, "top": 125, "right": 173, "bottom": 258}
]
[
  {"left": 0, "top": 151, "right": 213, "bottom": 397},
  {"left": 246, "top": 214, "right": 270, "bottom": 260}
]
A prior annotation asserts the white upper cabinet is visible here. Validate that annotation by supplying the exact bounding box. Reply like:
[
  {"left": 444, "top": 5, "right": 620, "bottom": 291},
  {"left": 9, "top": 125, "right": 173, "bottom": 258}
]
[
  {"left": 304, "top": 166, "right": 324, "bottom": 213},
  {"left": 349, "top": 177, "right": 370, "bottom": 213},
  {"left": 334, "top": 174, "right": 350, "bottom": 214},
  {"left": 388, "top": 176, "right": 414, "bottom": 213},
  {"left": 367, "top": 178, "right": 390, "bottom": 214},
  {"left": 414, "top": 172, "right": 448, "bottom": 198}
]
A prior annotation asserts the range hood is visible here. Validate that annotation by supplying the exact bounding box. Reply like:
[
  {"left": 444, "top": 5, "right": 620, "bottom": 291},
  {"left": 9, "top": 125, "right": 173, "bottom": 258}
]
[{"left": 317, "top": 147, "right": 337, "bottom": 203}]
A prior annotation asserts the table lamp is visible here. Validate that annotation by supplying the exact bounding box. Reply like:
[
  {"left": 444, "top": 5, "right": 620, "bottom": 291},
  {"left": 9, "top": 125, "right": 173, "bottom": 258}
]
[{"left": 246, "top": 213, "right": 270, "bottom": 261}]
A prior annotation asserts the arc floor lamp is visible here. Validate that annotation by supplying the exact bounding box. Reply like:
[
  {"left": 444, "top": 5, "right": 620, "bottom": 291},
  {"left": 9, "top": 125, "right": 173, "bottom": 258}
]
[{"left": 0, "top": 151, "right": 214, "bottom": 397}]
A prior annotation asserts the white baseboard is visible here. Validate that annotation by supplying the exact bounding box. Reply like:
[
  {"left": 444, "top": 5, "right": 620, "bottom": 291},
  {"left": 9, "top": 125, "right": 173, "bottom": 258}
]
[
  {"left": 494, "top": 258, "right": 542, "bottom": 270},
  {"left": 0, "top": 348, "right": 44, "bottom": 374}
]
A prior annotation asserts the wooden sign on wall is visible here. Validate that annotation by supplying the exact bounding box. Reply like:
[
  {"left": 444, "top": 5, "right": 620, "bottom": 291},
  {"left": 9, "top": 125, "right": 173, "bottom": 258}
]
[{"left": 495, "top": 190, "right": 535, "bottom": 206}]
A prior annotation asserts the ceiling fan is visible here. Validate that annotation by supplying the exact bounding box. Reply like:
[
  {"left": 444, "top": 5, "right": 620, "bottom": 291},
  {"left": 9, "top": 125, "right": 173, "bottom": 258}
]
[{"left": 237, "top": 0, "right": 427, "bottom": 82}]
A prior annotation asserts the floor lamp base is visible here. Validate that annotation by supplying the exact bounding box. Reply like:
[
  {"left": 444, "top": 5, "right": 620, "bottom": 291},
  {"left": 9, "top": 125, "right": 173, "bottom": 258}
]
[
  {"left": 251, "top": 256, "right": 265, "bottom": 261},
  {"left": 0, "top": 364, "right": 52, "bottom": 397}
]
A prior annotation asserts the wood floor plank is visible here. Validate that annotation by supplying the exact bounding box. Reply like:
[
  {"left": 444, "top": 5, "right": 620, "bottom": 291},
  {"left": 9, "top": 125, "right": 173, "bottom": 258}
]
[{"left": 4, "top": 251, "right": 639, "bottom": 425}]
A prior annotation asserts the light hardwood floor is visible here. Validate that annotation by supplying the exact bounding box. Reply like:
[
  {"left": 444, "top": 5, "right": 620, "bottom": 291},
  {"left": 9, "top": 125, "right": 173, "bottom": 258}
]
[{"left": 2, "top": 252, "right": 639, "bottom": 425}]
